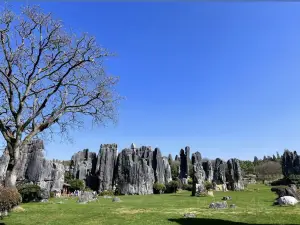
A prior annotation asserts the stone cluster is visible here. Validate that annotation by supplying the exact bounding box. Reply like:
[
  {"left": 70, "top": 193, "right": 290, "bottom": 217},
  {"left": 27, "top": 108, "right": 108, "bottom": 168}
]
[
  {"left": 0, "top": 140, "right": 65, "bottom": 193},
  {"left": 282, "top": 150, "right": 300, "bottom": 178},
  {"left": 71, "top": 144, "right": 172, "bottom": 195},
  {"left": 0, "top": 141, "right": 245, "bottom": 195}
]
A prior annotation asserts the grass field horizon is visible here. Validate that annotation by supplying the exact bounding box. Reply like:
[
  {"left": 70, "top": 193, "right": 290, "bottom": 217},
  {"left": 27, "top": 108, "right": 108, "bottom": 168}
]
[{"left": 2, "top": 184, "right": 300, "bottom": 225}]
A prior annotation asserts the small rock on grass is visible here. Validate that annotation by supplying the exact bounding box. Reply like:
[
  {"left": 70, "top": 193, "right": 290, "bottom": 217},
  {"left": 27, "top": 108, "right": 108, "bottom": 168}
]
[{"left": 184, "top": 213, "right": 196, "bottom": 218}]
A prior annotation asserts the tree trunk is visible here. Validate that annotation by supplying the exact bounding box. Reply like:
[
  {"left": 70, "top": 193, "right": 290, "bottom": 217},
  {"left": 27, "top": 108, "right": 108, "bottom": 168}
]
[
  {"left": 5, "top": 168, "right": 18, "bottom": 188},
  {"left": 5, "top": 146, "right": 21, "bottom": 188}
]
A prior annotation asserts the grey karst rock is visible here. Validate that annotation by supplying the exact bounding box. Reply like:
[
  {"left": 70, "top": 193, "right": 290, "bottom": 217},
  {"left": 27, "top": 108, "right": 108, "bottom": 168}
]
[
  {"left": 131, "top": 143, "right": 136, "bottom": 150},
  {"left": 136, "top": 146, "right": 153, "bottom": 167},
  {"left": 162, "top": 157, "right": 172, "bottom": 184},
  {"left": 71, "top": 149, "right": 97, "bottom": 180},
  {"left": 222, "top": 196, "right": 232, "bottom": 200},
  {"left": 16, "top": 139, "right": 45, "bottom": 181},
  {"left": 40, "top": 188, "right": 50, "bottom": 200},
  {"left": 96, "top": 144, "right": 118, "bottom": 192},
  {"left": 50, "top": 162, "right": 65, "bottom": 192},
  {"left": 70, "top": 149, "right": 97, "bottom": 189},
  {"left": 0, "top": 151, "right": 9, "bottom": 182},
  {"left": 226, "top": 158, "right": 244, "bottom": 191},
  {"left": 152, "top": 148, "right": 165, "bottom": 184},
  {"left": 213, "top": 158, "right": 227, "bottom": 185},
  {"left": 78, "top": 192, "right": 96, "bottom": 203},
  {"left": 179, "top": 147, "right": 190, "bottom": 181},
  {"left": 230, "top": 204, "right": 236, "bottom": 208},
  {"left": 191, "top": 152, "right": 205, "bottom": 196},
  {"left": 115, "top": 149, "right": 154, "bottom": 195},
  {"left": 289, "top": 184, "right": 297, "bottom": 193},
  {"left": 202, "top": 160, "right": 214, "bottom": 183},
  {"left": 271, "top": 187, "right": 300, "bottom": 200},
  {"left": 175, "top": 155, "right": 180, "bottom": 162},
  {"left": 112, "top": 197, "right": 121, "bottom": 202},
  {"left": 209, "top": 201, "right": 228, "bottom": 209},
  {"left": 277, "top": 196, "right": 298, "bottom": 206},
  {"left": 2, "top": 140, "right": 66, "bottom": 193},
  {"left": 135, "top": 146, "right": 171, "bottom": 185},
  {"left": 184, "top": 213, "right": 196, "bottom": 218},
  {"left": 282, "top": 150, "right": 300, "bottom": 178}
]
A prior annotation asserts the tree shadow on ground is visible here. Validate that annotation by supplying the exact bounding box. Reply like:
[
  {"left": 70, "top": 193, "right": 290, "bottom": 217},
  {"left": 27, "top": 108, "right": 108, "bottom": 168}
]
[{"left": 168, "top": 218, "right": 299, "bottom": 225}]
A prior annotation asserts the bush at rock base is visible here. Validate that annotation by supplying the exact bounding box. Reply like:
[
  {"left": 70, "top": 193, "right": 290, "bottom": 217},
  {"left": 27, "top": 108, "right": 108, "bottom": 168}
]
[
  {"left": 99, "top": 190, "right": 114, "bottom": 196},
  {"left": 204, "top": 181, "right": 213, "bottom": 190},
  {"left": 0, "top": 186, "right": 21, "bottom": 213},
  {"left": 50, "top": 192, "right": 55, "bottom": 198},
  {"left": 84, "top": 187, "right": 93, "bottom": 192},
  {"left": 166, "top": 180, "right": 180, "bottom": 193},
  {"left": 182, "top": 184, "right": 192, "bottom": 191},
  {"left": 153, "top": 183, "right": 166, "bottom": 194},
  {"left": 17, "top": 184, "right": 41, "bottom": 203},
  {"left": 69, "top": 179, "right": 85, "bottom": 192}
]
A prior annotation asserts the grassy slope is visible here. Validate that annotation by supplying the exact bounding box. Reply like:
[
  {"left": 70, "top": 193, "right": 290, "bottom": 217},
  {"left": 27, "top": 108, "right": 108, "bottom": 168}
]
[{"left": 3, "top": 184, "right": 300, "bottom": 225}]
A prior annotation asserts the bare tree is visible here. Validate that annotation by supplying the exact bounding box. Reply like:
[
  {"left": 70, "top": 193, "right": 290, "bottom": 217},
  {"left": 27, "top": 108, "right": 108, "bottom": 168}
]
[{"left": 0, "top": 5, "right": 121, "bottom": 187}]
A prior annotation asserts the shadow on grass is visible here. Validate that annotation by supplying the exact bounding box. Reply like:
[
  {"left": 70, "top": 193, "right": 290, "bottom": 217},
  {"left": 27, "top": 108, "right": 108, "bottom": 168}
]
[{"left": 168, "top": 218, "right": 299, "bottom": 225}]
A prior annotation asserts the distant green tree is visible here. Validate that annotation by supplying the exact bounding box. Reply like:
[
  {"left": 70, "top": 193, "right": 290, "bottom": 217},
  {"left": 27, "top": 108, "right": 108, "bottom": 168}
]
[
  {"left": 276, "top": 152, "right": 281, "bottom": 160},
  {"left": 64, "top": 171, "right": 74, "bottom": 184},
  {"left": 240, "top": 160, "right": 255, "bottom": 175},
  {"left": 272, "top": 155, "right": 277, "bottom": 161},
  {"left": 69, "top": 179, "right": 85, "bottom": 192},
  {"left": 253, "top": 156, "right": 259, "bottom": 165},
  {"left": 170, "top": 161, "right": 180, "bottom": 180}
]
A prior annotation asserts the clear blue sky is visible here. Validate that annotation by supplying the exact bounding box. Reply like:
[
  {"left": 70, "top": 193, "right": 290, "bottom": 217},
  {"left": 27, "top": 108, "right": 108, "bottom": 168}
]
[{"left": 5, "top": 2, "right": 300, "bottom": 161}]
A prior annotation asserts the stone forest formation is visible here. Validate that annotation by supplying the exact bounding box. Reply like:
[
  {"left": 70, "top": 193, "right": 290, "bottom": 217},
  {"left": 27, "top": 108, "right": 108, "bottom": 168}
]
[{"left": 0, "top": 139, "right": 298, "bottom": 196}]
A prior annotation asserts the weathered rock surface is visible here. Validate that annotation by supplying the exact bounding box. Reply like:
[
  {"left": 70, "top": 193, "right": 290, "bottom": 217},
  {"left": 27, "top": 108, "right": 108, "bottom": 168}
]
[
  {"left": 277, "top": 196, "right": 298, "bottom": 206},
  {"left": 96, "top": 144, "right": 118, "bottom": 192},
  {"left": 162, "top": 157, "right": 172, "bottom": 184},
  {"left": 271, "top": 187, "right": 300, "bottom": 200},
  {"left": 152, "top": 148, "right": 165, "bottom": 184},
  {"left": 184, "top": 213, "right": 196, "bottom": 218},
  {"left": 71, "top": 149, "right": 97, "bottom": 190},
  {"left": 115, "top": 149, "right": 154, "bottom": 195},
  {"left": 222, "top": 196, "right": 232, "bottom": 200},
  {"left": 282, "top": 150, "right": 300, "bottom": 178},
  {"left": 112, "top": 197, "right": 121, "bottom": 202},
  {"left": 213, "top": 158, "right": 227, "bottom": 185},
  {"left": 226, "top": 158, "right": 244, "bottom": 191},
  {"left": 202, "top": 160, "right": 214, "bottom": 183},
  {"left": 191, "top": 152, "right": 205, "bottom": 196},
  {"left": 179, "top": 147, "right": 190, "bottom": 181},
  {"left": 0, "top": 140, "right": 66, "bottom": 193},
  {"left": 136, "top": 146, "right": 171, "bottom": 185},
  {"left": 209, "top": 201, "right": 228, "bottom": 209},
  {"left": 77, "top": 192, "right": 96, "bottom": 203}
]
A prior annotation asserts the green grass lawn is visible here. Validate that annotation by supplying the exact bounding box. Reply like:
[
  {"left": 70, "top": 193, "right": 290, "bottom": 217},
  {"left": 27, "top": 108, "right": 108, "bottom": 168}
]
[{"left": 3, "top": 184, "right": 300, "bottom": 225}]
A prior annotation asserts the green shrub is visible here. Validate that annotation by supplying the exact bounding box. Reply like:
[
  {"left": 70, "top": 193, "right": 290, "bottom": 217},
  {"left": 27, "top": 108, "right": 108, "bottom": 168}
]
[
  {"left": 182, "top": 184, "right": 192, "bottom": 191},
  {"left": 204, "top": 181, "right": 213, "bottom": 190},
  {"left": 50, "top": 192, "right": 55, "bottom": 198},
  {"left": 69, "top": 179, "right": 85, "bottom": 192},
  {"left": 64, "top": 171, "right": 74, "bottom": 184},
  {"left": 99, "top": 190, "right": 114, "bottom": 196},
  {"left": 0, "top": 186, "right": 21, "bottom": 212},
  {"left": 166, "top": 180, "right": 180, "bottom": 193},
  {"left": 84, "top": 187, "right": 93, "bottom": 192},
  {"left": 153, "top": 183, "right": 166, "bottom": 194},
  {"left": 187, "top": 178, "right": 193, "bottom": 185},
  {"left": 17, "top": 184, "right": 41, "bottom": 203}
]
